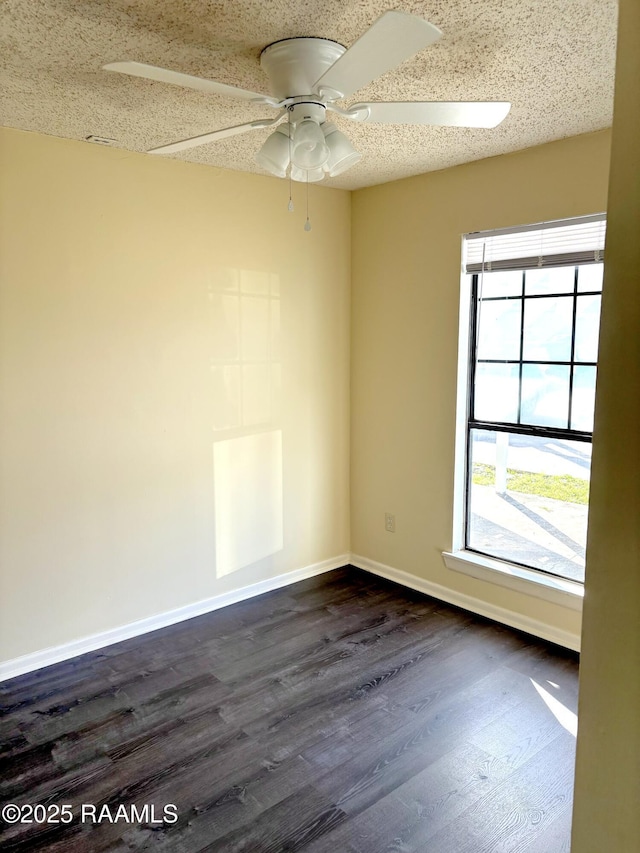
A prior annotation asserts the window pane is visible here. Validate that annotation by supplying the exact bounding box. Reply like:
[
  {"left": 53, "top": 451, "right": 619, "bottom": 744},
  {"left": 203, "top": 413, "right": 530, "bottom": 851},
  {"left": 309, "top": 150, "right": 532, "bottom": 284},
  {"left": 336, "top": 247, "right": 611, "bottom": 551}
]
[
  {"left": 525, "top": 266, "right": 575, "bottom": 295},
  {"left": 474, "top": 363, "right": 520, "bottom": 423},
  {"left": 571, "top": 366, "right": 597, "bottom": 432},
  {"left": 521, "top": 364, "right": 570, "bottom": 428},
  {"left": 467, "top": 429, "right": 590, "bottom": 582},
  {"left": 574, "top": 294, "right": 601, "bottom": 362},
  {"left": 577, "top": 262, "right": 604, "bottom": 293},
  {"left": 522, "top": 296, "right": 573, "bottom": 361},
  {"left": 479, "top": 270, "right": 522, "bottom": 298},
  {"left": 477, "top": 298, "right": 521, "bottom": 360}
]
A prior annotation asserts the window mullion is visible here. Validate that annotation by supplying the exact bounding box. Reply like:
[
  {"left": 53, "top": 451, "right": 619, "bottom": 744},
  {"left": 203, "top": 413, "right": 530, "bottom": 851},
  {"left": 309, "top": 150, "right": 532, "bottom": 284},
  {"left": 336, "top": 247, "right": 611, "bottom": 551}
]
[
  {"left": 468, "top": 419, "right": 593, "bottom": 443},
  {"left": 567, "top": 265, "right": 579, "bottom": 430},
  {"left": 465, "top": 274, "right": 480, "bottom": 551},
  {"left": 517, "top": 271, "right": 525, "bottom": 425}
]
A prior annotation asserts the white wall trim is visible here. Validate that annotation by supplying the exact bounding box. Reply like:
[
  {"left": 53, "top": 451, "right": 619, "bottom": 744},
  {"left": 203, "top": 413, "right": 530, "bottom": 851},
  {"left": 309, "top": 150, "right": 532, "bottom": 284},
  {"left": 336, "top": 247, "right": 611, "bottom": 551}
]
[
  {"left": 0, "top": 555, "right": 349, "bottom": 683},
  {"left": 451, "top": 267, "right": 473, "bottom": 552},
  {"left": 1, "top": 550, "right": 581, "bottom": 683},
  {"left": 351, "top": 553, "right": 581, "bottom": 652},
  {"left": 442, "top": 549, "right": 583, "bottom": 611}
]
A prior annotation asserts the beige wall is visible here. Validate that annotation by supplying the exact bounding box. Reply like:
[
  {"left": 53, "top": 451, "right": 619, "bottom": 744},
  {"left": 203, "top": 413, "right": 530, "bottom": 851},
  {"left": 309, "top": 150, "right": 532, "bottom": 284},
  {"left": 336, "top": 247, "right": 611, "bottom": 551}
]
[
  {"left": 572, "top": 0, "right": 640, "bottom": 847},
  {"left": 351, "top": 130, "right": 611, "bottom": 641},
  {"left": 0, "top": 128, "right": 351, "bottom": 663},
  {"left": 0, "top": 122, "right": 616, "bottom": 667}
]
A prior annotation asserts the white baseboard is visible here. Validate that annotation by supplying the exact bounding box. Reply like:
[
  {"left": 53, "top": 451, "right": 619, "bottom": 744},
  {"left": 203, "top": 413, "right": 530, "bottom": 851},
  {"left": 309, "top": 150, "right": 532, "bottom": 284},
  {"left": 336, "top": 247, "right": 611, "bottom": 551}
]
[
  {"left": 1, "top": 550, "right": 579, "bottom": 682},
  {"left": 0, "top": 554, "right": 350, "bottom": 682},
  {"left": 351, "top": 554, "right": 581, "bottom": 652}
]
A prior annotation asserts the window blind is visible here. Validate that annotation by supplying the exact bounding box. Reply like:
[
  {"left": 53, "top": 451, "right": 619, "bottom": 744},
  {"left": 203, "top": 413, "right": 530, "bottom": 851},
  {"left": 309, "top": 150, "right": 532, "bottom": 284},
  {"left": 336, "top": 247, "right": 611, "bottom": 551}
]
[{"left": 464, "top": 213, "right": 606, "bottom": 273}]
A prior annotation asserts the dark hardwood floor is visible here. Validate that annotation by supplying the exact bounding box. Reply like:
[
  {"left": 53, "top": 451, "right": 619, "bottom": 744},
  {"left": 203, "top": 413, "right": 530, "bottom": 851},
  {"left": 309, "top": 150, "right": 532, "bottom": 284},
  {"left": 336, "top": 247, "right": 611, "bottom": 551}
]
[{"left": 0, "top": 566, "right": 579, "bottom": 852}]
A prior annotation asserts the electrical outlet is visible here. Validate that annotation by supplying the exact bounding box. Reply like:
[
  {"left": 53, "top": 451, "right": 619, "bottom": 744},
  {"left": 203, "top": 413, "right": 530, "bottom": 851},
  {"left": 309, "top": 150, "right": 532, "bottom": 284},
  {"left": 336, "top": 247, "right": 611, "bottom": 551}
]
[{"left": 385, "top": 513, "right": 396, "bottom": 533}]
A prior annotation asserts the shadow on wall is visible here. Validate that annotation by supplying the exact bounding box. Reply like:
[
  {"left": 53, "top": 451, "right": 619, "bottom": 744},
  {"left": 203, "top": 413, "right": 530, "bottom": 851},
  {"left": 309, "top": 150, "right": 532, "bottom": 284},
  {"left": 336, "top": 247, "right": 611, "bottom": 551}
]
[{"left": 209, "top": 267, "right": 283, "bottom": 579}]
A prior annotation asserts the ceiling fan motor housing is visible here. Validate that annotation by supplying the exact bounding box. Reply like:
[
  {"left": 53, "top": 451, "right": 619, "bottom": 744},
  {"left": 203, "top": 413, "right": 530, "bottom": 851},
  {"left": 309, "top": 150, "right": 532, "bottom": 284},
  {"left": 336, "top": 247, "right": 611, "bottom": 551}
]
[{"left": 259, "top": 37, "right": 346, "bottom": 101}]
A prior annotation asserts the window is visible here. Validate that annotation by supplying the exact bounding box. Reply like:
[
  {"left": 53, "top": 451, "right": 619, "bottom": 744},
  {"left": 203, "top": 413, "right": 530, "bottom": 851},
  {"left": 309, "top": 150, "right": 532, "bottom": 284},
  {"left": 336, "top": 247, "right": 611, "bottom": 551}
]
[{"left": 454, "top": 215, "right": 605, "bottom": 587}]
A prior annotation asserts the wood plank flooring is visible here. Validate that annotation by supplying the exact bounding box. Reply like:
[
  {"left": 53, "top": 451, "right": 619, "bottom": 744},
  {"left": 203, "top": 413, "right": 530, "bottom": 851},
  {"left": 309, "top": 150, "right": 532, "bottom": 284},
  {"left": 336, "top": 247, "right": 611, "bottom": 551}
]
[{"left": 0, "top": 567, "right": 579, "bottom": 852}]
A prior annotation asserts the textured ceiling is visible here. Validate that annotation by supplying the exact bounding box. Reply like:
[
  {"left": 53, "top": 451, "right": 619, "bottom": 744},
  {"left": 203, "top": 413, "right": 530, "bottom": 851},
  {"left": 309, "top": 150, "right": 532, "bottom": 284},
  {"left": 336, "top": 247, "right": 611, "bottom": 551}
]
[{"left": 0, "top": 0, "right": 618, "bottom": 190}]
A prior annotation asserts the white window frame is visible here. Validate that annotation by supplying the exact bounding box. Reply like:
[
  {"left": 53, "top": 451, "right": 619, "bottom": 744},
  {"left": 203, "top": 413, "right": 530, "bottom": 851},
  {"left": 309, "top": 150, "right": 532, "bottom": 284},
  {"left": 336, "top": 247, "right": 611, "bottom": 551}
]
[{"left": 442, "top": 215, "right": 606, "bottom": 609}]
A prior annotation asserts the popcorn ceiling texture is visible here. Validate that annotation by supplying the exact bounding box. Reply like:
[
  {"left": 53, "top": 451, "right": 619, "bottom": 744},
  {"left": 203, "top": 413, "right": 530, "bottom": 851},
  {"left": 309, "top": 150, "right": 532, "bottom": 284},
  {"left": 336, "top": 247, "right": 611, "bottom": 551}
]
[{"left": 0, "top": 0, "right": 618, "bottom": 190}]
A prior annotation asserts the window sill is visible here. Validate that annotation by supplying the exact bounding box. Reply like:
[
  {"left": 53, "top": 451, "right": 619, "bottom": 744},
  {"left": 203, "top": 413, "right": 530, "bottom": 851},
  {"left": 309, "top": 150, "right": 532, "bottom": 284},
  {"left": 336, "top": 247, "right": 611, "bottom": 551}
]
[{"left": 442, "top": 550, "right": 583, "bottom": 612}]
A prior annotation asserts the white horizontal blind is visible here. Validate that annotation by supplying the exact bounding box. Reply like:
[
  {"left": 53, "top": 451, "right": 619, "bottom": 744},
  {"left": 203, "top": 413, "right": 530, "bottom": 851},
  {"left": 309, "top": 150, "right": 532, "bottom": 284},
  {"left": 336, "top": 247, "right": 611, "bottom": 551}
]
[{"left": 464, "top": 213, "right": 606, "bottom": 273}]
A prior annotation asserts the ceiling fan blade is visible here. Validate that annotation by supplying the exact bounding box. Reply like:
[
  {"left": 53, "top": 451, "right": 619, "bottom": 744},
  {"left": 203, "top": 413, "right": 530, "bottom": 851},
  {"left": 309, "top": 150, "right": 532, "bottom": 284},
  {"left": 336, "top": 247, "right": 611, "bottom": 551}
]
[
  {"left": 103, "top": 61, "right": 271, "bottom": 103},
  {"left": 313, "top": 11, "right": 442, "bottom": 100},
  {"left": 148, "top": 117, "right": 283, "bottom": 155},
  {"left": 350, "top": 101, "right": 511, "bottom": 128}
]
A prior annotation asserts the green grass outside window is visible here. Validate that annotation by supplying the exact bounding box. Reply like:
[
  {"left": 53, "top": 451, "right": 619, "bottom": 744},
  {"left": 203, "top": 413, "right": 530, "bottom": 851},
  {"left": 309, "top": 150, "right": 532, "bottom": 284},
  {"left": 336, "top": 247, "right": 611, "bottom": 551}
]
[{"left": 472, "top": 463, "right": 589, "bottom": 505}]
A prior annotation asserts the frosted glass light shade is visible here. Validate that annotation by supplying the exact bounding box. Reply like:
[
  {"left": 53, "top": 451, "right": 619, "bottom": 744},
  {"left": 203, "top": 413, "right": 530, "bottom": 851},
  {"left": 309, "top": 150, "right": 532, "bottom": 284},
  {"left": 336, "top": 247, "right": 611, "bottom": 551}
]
[
  {"left": 255, "top": 124, "right": 291, "bottom": 177},
  {"left": 323, "top": 123, "right": 362, "bottom": 176},
  {"left": 291, "top": 120, "right": 329, "bottom": 170},
  {"left": 291, "top": 165, "right": 325, "bottom": 183}
]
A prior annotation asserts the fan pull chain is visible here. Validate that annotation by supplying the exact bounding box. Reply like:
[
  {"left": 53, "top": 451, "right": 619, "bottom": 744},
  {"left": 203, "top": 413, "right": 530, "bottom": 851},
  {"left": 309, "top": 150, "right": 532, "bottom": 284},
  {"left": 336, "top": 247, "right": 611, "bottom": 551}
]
[{"left": 304, "top": 173, "right": 311, "bottom": 231}]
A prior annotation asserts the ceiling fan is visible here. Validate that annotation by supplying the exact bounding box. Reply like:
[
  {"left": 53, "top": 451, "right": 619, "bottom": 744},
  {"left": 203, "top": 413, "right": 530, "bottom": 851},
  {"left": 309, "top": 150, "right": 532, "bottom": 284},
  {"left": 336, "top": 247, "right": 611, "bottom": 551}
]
[{"left": 104, "top": 10, "right": 510, "bottom": 183}]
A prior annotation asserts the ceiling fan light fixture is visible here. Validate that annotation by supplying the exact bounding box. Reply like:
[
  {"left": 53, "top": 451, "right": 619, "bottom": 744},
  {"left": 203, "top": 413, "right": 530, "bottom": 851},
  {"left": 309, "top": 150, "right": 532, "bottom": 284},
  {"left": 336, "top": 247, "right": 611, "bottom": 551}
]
[
  {"left": 255, "top": 123, "right": 291, "bottom": 177},
  {"left": 322, "top": 123, "right": 362, "bottom": 177},
  {"left": 291, "top": 119, "right": 329, "bottom": 171}
]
